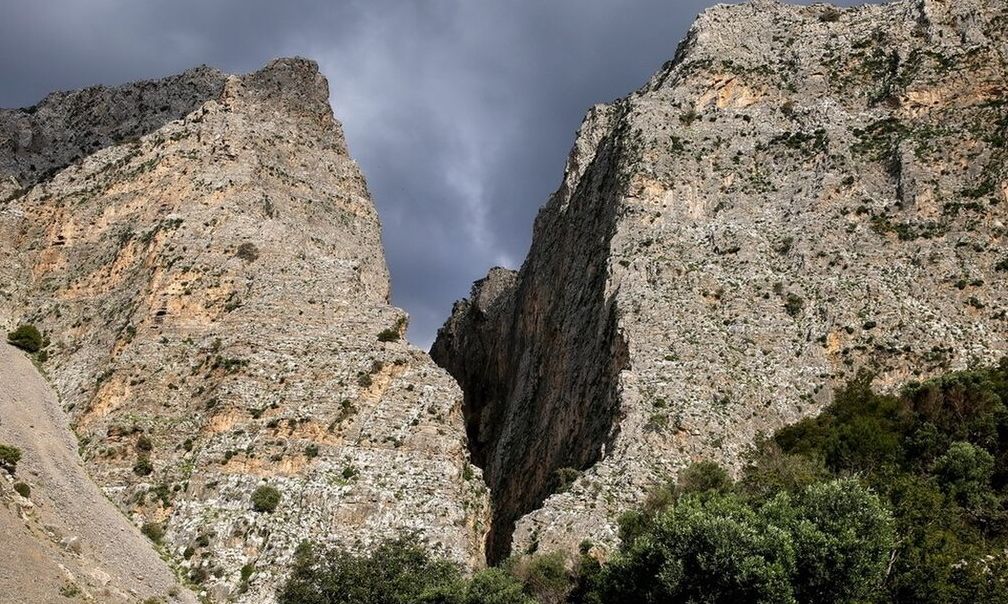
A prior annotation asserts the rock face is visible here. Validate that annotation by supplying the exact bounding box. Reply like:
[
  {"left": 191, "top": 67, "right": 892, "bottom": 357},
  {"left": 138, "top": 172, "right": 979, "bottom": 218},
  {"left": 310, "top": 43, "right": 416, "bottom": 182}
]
[
  {"left": 432, "top": 0, "right": 1008, "bottom": 561},
  {"left": 0, "top": 58, "right": 489, "bottom": 602}
]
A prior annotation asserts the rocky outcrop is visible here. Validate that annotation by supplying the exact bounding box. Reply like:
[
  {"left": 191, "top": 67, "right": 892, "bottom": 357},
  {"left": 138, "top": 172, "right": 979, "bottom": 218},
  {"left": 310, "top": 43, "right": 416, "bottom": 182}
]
[
  {"left": 0, "top": 58, "right": 489, "bottom": 602},
  {"left": 433, "top": 0, "right": 1008, "bottom": 561},
  {"left": 0, "top": 66, "right": 227, "bottom": 203}
]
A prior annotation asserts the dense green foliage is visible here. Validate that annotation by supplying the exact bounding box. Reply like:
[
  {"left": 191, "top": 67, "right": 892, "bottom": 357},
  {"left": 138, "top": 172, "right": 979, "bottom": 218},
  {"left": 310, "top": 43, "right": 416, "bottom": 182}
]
[
  {"left": 276, "top": 539, "right": 583, "bottom": 604},
  {"left": 277, "top": 537, "right": 534, "bottom": 604},
  {"left": 0, "top": 443, "right": 21, "bottom": 473},
  {"left": 7, "top": 323, "right": 43, "bottom": 353},
  {"left": 252, "top": 485, "right": 282, "bottom": 513},
  {"left": 13, "top": 481, "right": 30, "bottom": 498},
  {"left": 587, "top": 360, "right": 1008, "bottom": 603},
  {"left": 769, "top": 361, "right": 1008, "bottom": 603},
  {"left": 278, "top": 360, "right": 1008, "bottom": 603},
  {"left": 584, "top": 478, "right": 893, "bottom": 603}
]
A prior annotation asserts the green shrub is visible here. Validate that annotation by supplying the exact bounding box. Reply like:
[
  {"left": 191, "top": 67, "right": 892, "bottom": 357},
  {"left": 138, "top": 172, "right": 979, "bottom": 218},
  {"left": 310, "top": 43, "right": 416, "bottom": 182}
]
[
  {"left": 133, "top": 455, "right": 154, "bottom": 476},
  {"left": 59, "top": 583, "right": 81, "bottom": 597},
  {"left": 784, "top": 292, "right": 805, "bottom": 317},
  {"left": 932, "top": 441, "right": 997, "bottom": 511},
  {"left": 239, "top": 562, "right": 256, "bottom": 593},
  {"left": 769, "top": 359, "right": 1008, "bottom": 602},
  {"left": 675, "top": 460, "right": 733, "bottom": 495},
  {"left": 466, "top": 568, "right": 534, "bottom": 604},
  {"left": 136, "top": 434, "right": 154, "bottom": 452},
  {"left": 241, "top": 563, "right": 255, "bottom": 582},
  {"left": 509, "top": 552, "right": 572, "bottom": 604},
  {"left": 0, "top": 444, "right": 21, "bottom": 473},
  {"left": 141, "top": 522, "right": 164, "bottom": 544},
  {"left": 377, "top": 328, "right": 399, "bottom": 342},
  {"left": 7, "top": 324, "right": 43, "bottom": 353},
  {"left": 378, "top": 317, "right": 407, "bottom": 342},
  {"left": 278, "top": 537, "right": 464, "bottom": 604},
  {"left": 235, "top": 242, "right": 259, "bottom": 262},
  {"left": 13, "top": 481, "right": 30, "bottom": 498},
  {"left": 252, "top": 485, "right": 281, "bottom": 513},
  {"left": 618, "top": 461, "right": 735, "bottom": 546},
  {"left": 739, "top": 444, "right": 829, "bottom": 500},
  {"left": 789, "top": 479, "right": 895, "bottom": 602},
  {"left": 590, "top": 479, "right": 892, "bottom": 603}
]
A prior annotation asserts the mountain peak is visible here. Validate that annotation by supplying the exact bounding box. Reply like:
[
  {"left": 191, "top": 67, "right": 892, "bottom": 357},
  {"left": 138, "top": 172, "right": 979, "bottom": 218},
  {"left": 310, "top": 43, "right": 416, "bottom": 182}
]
[{"left": 0, "top": 57, "right": 489, "bottom": 600}]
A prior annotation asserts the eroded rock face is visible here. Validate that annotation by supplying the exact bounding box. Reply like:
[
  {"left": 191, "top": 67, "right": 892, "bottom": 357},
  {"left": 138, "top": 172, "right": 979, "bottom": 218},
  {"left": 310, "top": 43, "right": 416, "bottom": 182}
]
[
  {"left": 0, "top": 58, "right": 489, "bottom": 602},
  {"left": 433, "top": 0, "right": 1008, "bottom": 560}
]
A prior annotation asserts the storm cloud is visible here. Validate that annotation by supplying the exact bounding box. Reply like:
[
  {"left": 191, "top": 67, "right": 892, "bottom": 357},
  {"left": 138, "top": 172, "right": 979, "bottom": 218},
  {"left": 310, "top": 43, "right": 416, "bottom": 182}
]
[{"left": 0, "top": 0, "right": 859, "bottom": 346}]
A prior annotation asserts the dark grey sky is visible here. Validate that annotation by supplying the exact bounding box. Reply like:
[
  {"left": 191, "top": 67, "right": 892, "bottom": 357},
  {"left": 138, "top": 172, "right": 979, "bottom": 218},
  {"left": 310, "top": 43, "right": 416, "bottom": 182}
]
[{"left": 0, "top": 0, "right": 861, "bottom": 347}]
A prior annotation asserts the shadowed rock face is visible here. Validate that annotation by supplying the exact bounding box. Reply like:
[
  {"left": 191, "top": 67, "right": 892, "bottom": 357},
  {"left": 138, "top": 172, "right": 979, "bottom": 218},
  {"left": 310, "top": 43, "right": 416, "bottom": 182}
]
[
  {"left": 0, "top": 58, "right": 489, "bottom": 602},
  {"left": 432, "top": 104, "right": 632, "bottom": 562},
  {"left": 434, "top": 0, "right": 1008, "bottom": 561},
  {"left": 0, "top": 66, "right": 228, "bottom": 198}
]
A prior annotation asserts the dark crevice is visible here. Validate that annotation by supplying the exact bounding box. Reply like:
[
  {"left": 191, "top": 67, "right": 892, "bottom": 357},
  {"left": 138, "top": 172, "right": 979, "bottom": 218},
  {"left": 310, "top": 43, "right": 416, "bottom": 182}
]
[
  {"left": 437, "top": 291, "right": 629, "bottom": 564},
  {"left": 431, "top": 111, "right": 633, "bottom": 564}
]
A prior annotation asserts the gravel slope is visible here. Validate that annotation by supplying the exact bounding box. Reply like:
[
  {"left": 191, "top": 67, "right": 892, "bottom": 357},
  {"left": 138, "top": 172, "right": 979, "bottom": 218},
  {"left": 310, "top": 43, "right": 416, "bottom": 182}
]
[{"left": 0, "top": 343, "right": 195, "bottom": 603}]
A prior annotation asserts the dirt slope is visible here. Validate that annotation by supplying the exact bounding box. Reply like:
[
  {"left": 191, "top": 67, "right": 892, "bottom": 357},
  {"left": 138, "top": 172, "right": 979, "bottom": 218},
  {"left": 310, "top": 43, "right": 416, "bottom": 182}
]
[{"left": 0, "top": 343, "right": 194, "bottom": 603}]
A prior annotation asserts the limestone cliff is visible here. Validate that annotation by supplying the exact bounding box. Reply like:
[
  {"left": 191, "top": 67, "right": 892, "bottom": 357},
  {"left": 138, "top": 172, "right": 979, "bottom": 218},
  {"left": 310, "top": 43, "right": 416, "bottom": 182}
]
[
  {"left": 0, "top": 58, "right": 490, "bottom": 602},
  {"left": 433, "top": 0, "right": 1008, "bottom": 561}
]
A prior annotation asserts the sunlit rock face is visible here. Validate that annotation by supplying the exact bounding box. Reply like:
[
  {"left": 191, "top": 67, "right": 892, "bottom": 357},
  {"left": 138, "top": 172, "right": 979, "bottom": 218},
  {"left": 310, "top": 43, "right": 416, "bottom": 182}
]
[
  {"left": 433, "top": 0, "right": 1008, "bottom": 561},
  {"left": 0, "top": 57, "right": 490, "bottom": 602}
]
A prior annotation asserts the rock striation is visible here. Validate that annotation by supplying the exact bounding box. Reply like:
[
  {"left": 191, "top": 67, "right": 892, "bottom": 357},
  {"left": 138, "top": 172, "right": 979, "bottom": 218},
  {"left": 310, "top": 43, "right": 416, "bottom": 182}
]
[
  {"left": 433, "top": 0, "right": 1008, "bottom": 561},
  {"left": 0, "top": 58, "right": 489, "bottom": 602}
]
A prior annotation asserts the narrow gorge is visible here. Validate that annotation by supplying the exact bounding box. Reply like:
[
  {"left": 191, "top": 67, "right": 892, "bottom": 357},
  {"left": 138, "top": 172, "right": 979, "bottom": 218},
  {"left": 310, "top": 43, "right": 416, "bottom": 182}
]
[
  {"left": 0, "top": 0, "right": 1006, "bottom": 601},
  {"left": 434, "top": 0, "right": 1008, "bottom": 561},
  {"left": 431, "top": 107, "right": 633, "bottom": 558}
]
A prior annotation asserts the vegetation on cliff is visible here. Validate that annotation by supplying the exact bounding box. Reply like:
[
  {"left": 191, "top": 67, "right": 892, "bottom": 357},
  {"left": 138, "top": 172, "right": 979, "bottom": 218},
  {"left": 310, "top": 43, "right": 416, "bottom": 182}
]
[
  {"left": 0, "top": 443, "right": 22, "bottom": 473},
  {"left": 280, "top": 359, "right": 1008, "bottom": 603},
  {"left": 7, "top": 324, "right": 43, "bottom": 353}
]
